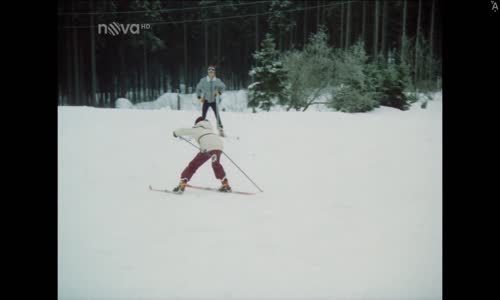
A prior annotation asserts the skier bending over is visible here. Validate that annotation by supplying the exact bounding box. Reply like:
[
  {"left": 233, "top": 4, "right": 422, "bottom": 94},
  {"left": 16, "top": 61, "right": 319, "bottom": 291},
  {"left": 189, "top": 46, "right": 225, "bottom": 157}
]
[{"left": 172, "top": 116, "right": 232, "bottom": 193}]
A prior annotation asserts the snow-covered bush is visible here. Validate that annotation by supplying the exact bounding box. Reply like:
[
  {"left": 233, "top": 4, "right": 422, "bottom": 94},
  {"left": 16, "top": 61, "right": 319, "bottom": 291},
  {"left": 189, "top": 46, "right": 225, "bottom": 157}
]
[{"left": 282, "top": 26, "right": 334, "bottom": 111}]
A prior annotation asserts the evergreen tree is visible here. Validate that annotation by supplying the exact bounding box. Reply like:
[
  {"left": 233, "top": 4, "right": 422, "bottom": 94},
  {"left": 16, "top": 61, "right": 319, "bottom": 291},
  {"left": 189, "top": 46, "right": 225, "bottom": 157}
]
[
  {"left": 329, "top": 40, "right": 378, "bottom": 112},
  {"left": 248, "top": 33, "right": 288, "bottom": 111},
  {"left": 267, "top": 0, "right": 296, "bottom": 51},
  {"left": 378, "top": 62, "right": 410, "bottom": 110}
]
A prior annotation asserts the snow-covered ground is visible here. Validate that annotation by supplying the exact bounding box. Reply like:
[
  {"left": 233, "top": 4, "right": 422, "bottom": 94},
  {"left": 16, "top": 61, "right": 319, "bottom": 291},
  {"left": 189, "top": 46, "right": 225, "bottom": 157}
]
[{"left": 58, "top": 93, "right": 442, "bottom": 300}]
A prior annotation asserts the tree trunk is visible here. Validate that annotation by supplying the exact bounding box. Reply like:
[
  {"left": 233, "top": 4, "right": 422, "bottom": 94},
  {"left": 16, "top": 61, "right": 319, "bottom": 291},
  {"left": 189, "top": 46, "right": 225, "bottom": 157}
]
[
  {"left": 302, "top": 88, "right": 324, "bottom": 112},
  {"left": 340, "top": 2, "right": 344, "bottom": 49},
  {"left": 381, "top": 0, "right": 388, "bottom": 61},
  {"left": 217, "top": 21, "right": 221, "bottom": 65},
  {"left": 71, "top": 2, "right": 80, "bottom": 105},
  {"left": 429, "top": 0, "right": 435, "bottom": 80},
  {"left": 161, "top": 68, "right": 165, "bottom": 95},
  {"left": 374, "top": 1, "right": 379, "bottom": 58},
  {"left": 113, "top": 77, "right": 117, "bottom": 106},
  {"left": 184, "top": 17, "right": 188, "bottom": 87},
  {"left": 255, "top": 3, "right": 259, "bottom": 52},
  {"left": 66, "top": 29, "right": 73, "bottom": 105},
  {"left": 89, "top": 0, "right": 97, "bottom": 106},
  {"left": 138, "top": 71, "right": 143, "bottom": 102},
  {"left": 303, "top": 1, "right": 307, "bottom": 48},
  {"left": 345, "top": 1, "right": 351, "bottom": 49},
  {"left": 321, "top": 1, "right": 326, "bottom": 25},
  {"left": 159, "top": 66, "right": 163, "bottom": 97},
  {"left": 204, "top": 21, "right": 208, "bottom": 67},
  {"left": 211, "top": 23, "right": 216, "bottom": 66},
  {"left": 119, "top": 45, "right": 126, "bottom": 99},
  {"left": 72, "top": 27, "right": 80, "bottom": 105},
  {"left": 130, "top": 70, "right": 134, "bottom": 103},
  {"left": 290, "top": 11, "right": 294, "bottom": 48},
  {"left": 153, "top": 65, "right": 157, "bottom": 98},
  {"left": 279, "top": 29, "right": 282, "bottom": 51},
  {"left": 415, "top": 0, "right": 422, "bottom": 83},
  {"left": 143, "top": 30, "right": 148, "bottom": 101},
  {"left": 316, "top": 0, "right": 320, "bottom": 29},
  {"left": 361, "top": 1, "right": 366, "bottom": 44},
  {"left": 402, "top": 0, "right": 407, "bottom": 63},
  {"left": 163, "top": 67, "right": 167, "bottom": 95}
]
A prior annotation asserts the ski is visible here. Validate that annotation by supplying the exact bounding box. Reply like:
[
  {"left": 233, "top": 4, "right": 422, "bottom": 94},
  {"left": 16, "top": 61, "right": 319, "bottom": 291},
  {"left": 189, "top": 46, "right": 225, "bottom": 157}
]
[
  {"left": 149, "top": 185, "right": 182, "bottom": 195},
  {"left": 149, "top": 185, "right": 255, "bottom": 196},
  {"left": 185, "top": 184, "right": 256, "bottom": 195}
]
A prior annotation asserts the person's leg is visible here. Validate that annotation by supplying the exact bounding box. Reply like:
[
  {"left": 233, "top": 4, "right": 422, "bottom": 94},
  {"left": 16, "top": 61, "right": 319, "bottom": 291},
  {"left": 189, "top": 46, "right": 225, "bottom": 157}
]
[
  {"left": 181, "top": 151, "right": 211, "bottom": 181},
  {"left": 211, "top": 150, "right": 231, "bottom": 192},
  {"left": 201, "top": 100, "right": 210, "bottom": 120},
  {"left": 209, "top": 150, "right": 226, "bottom": 180},
  {"left": 213, "top": 102, "right": 223, "bottom": 129}
]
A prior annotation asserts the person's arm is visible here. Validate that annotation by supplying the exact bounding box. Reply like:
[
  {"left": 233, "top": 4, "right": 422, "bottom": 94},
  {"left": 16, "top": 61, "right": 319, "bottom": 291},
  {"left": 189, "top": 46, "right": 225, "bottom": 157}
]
[
  {"left": 195, "top": 79, "right": 203, "bottom": 98},
  {"left": 214, "top": 80, "right": 226, "bottom": 103},
  {"left": 196, "top": 79, "right": 207, "bottom": 102},
  {"left": 173, "top": 127, "right": 197, "bottom": 138},
  {"left": 217, "top": 79, "right": 226, "bottom": 95}
]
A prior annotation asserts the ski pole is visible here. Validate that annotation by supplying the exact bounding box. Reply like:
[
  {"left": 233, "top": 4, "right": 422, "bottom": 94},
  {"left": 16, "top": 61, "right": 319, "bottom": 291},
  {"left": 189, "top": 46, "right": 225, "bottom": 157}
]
[
  {"left": 178, "top": 136, "right": 199, "bottom": 151},
  {"left": 221, "top": 151, "right": 263, "bottom": 192},
  {"left": 178, "top": 136, "right": 263, "bottom": 192}
]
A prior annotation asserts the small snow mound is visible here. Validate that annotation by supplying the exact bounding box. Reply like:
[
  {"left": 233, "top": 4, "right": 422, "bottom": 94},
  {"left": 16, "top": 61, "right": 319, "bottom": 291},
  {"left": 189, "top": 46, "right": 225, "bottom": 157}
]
[{"left": 115, "top": 98, "right": 134, "bottom": 109}]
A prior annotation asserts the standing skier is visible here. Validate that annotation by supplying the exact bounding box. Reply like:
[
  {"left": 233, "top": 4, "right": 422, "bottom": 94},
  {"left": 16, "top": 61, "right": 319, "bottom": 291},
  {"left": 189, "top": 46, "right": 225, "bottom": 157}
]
[
  {"left": 172, "top": 116, "right": 232, "bottom": 193},
  {"left": 196, "top": 65, "right": 226, "bottom": 136}
]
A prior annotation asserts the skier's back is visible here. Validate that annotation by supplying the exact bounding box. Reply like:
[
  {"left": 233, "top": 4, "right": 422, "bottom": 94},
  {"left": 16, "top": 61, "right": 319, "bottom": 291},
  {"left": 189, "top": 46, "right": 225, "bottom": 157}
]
[{"left": 172, "top": 117, "right": 231, "bottom": 193}]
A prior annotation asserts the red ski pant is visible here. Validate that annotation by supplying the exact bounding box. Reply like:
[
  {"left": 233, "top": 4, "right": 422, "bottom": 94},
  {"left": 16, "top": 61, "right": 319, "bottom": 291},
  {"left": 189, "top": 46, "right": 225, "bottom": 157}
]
[{"left": 181, "top": 150, "right": 226, "bottom": 181}]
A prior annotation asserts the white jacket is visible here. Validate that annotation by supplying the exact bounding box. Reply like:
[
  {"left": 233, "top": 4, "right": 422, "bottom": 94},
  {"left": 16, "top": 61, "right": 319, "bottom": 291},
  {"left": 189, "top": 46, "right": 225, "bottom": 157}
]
[{"left": 174, "top": 120, "right": 223, "bottom": 152}]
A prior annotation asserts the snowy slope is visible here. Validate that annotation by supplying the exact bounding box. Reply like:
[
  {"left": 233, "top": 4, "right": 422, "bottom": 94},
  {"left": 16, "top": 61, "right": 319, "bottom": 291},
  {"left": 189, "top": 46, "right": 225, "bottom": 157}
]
[{"left": 58, "top": 97, "right": 442, "bottom": 300}]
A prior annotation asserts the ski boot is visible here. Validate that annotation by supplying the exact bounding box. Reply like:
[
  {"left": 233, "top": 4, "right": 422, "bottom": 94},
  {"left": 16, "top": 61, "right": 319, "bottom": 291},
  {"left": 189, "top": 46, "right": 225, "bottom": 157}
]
[
  {"left": 218, "top": 178, "right": 232, "bottom": 192},
  {"left": 172, "top": 179, "right": 188, "bottom": 194}
]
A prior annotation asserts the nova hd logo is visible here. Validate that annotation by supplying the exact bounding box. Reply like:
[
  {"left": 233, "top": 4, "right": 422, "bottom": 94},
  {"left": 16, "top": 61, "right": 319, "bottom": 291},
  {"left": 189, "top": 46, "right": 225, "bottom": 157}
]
[{"left": 98, "top": 22, "right": 150, "bottom": 35}]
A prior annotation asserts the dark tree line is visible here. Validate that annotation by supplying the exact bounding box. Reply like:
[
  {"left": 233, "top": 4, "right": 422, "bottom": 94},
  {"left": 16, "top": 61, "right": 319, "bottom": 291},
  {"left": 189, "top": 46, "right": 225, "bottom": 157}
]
[{"left": 57, "top": 0, "right": 442, "bottom": 107}]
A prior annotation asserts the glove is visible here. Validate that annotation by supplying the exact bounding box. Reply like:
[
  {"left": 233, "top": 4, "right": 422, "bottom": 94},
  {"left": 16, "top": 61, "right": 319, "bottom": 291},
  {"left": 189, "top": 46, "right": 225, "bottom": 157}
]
[
  {"left": 198, "top": 96, "right": 205, "bottom": 103},
  {"left": 173, "top": 131, "right": 177, "bottom": 138}
]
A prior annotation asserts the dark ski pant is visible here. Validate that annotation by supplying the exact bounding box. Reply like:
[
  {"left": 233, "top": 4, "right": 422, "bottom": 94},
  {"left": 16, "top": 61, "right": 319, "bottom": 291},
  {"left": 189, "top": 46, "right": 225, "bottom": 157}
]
[
  {"left": 181, "top": 150, "right": 225, "bottom": 181},
  {"left": 202, "top": 101, "right": 223, "bottom": 129}
]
